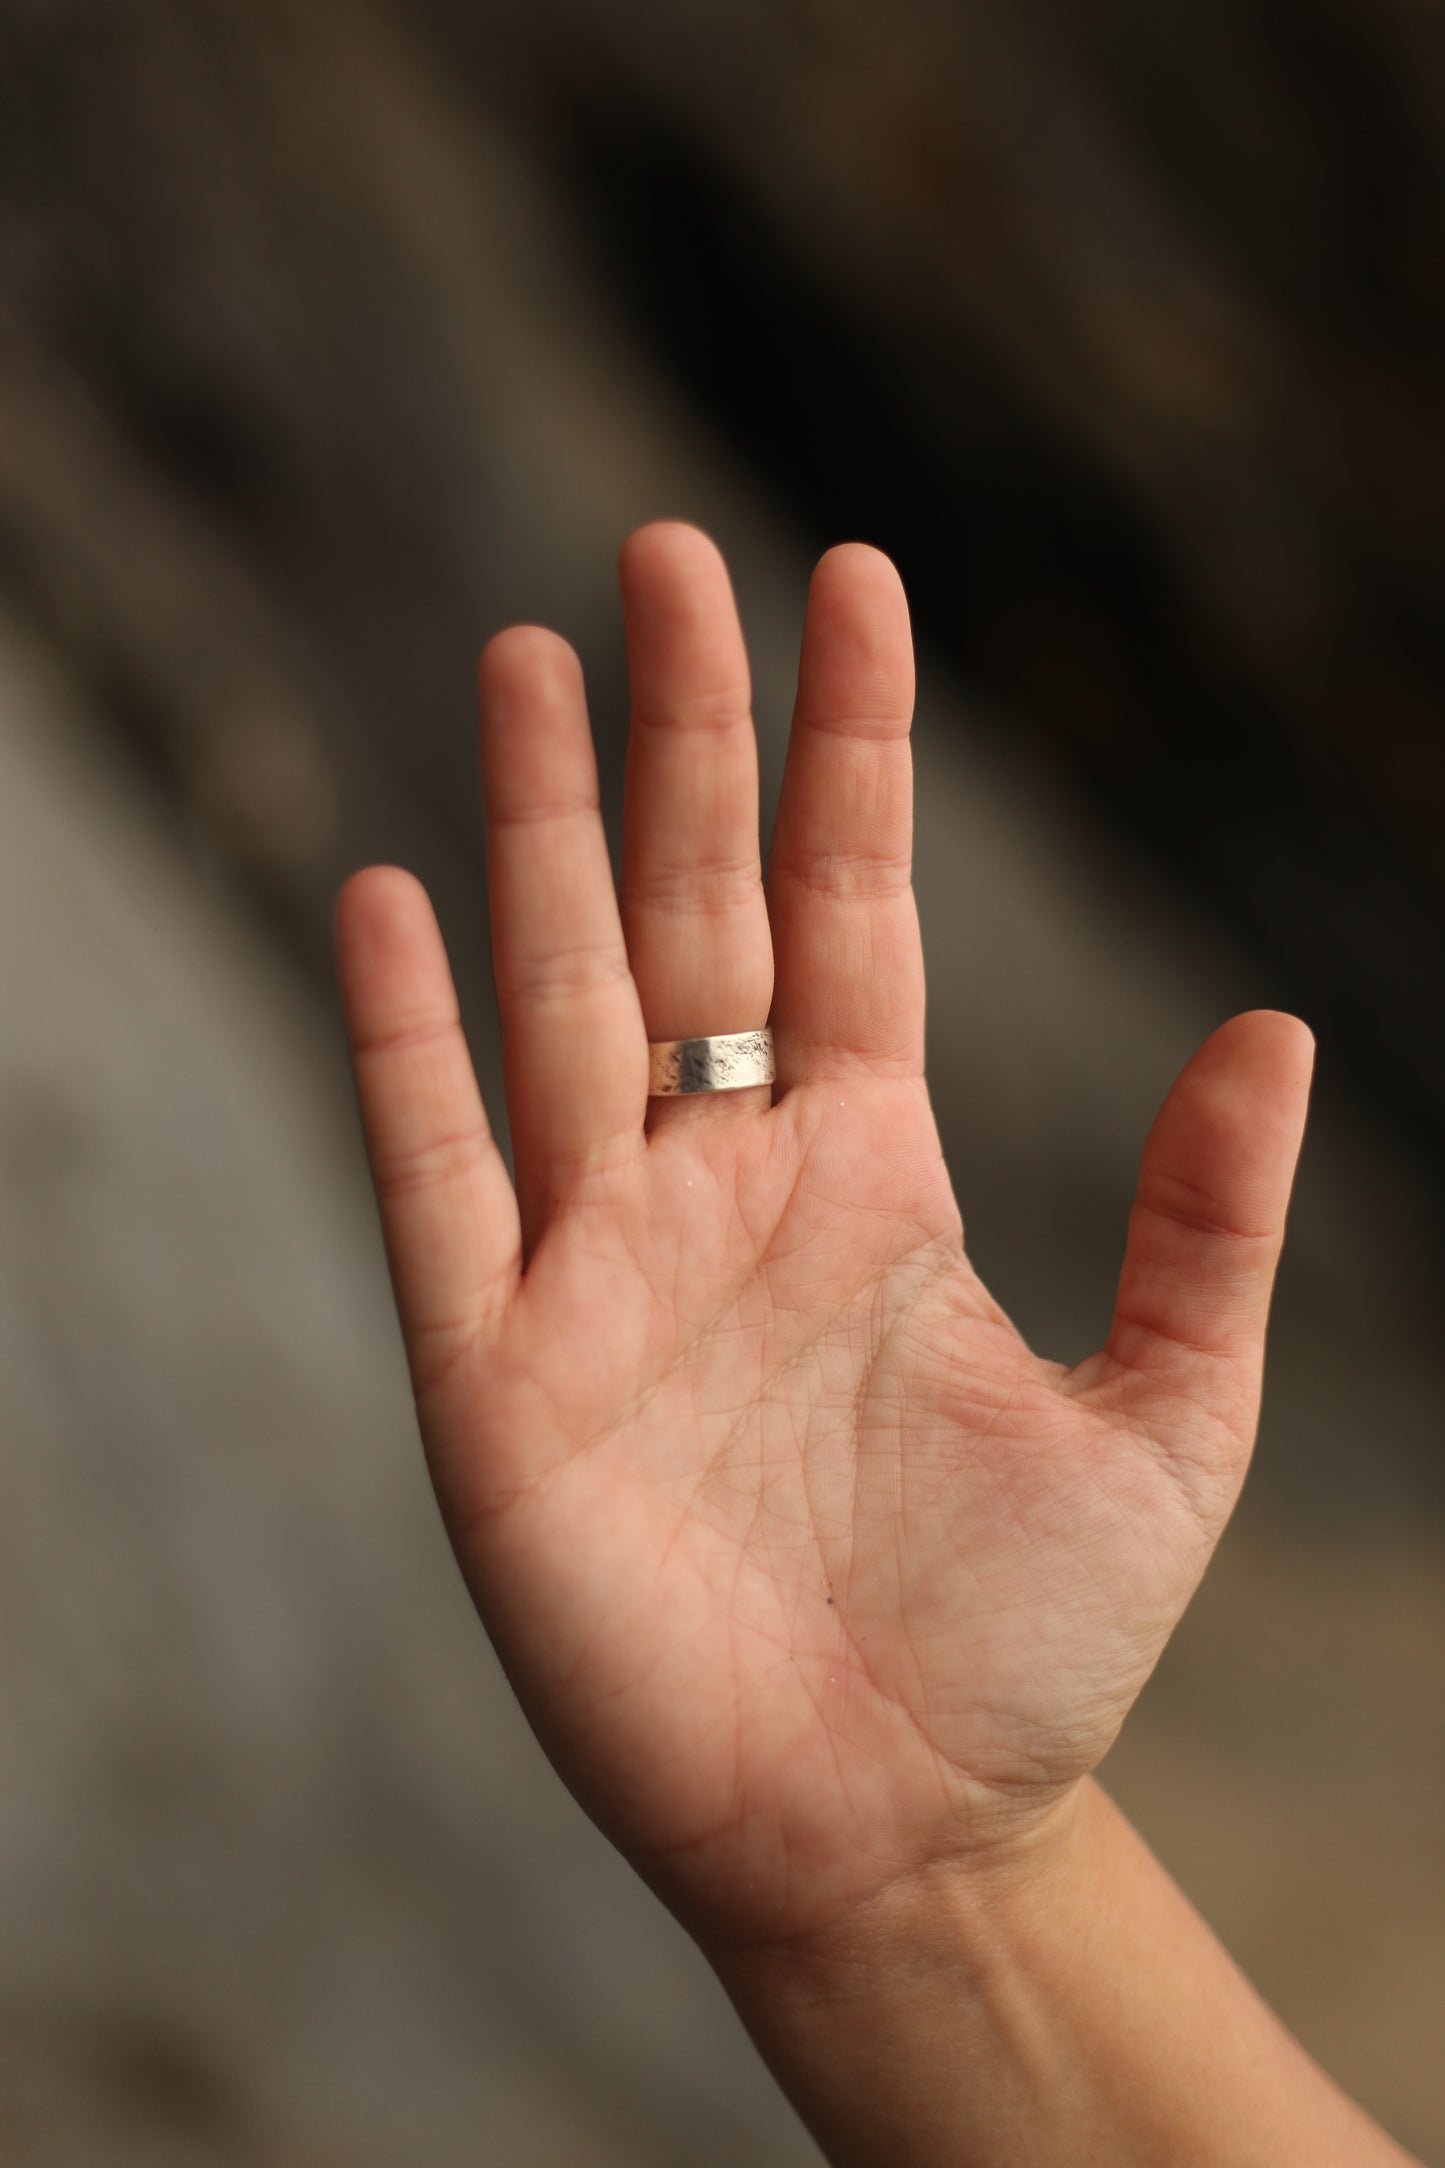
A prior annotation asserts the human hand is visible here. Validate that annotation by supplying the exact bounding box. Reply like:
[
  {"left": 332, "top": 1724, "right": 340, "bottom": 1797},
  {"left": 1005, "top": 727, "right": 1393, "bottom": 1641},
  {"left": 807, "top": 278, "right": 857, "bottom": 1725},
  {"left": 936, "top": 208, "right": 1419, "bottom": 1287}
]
[{"left": 336, "top": 523, "right": 1312, "bottom": 1960}]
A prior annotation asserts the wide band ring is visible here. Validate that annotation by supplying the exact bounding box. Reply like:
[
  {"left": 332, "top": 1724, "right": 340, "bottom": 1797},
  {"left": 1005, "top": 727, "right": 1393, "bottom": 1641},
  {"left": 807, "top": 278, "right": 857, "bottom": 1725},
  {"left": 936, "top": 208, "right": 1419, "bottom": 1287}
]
[{"left": 647, "top": 1028, "right": 776, "bottom": 1097}]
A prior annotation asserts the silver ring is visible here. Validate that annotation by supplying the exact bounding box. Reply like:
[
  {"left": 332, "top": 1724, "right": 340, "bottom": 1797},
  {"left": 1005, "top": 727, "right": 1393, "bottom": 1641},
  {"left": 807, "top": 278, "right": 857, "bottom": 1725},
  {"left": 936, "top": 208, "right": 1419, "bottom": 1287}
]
[{"left": 647, "top": 1028, "right": 775, "bottom": 1096}]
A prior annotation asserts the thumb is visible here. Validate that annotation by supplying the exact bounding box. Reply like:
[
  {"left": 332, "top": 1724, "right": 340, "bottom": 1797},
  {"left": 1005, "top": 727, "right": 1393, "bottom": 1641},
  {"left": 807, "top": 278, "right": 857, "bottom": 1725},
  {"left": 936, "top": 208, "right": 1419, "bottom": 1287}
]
[{"left": 1083, "top": 1010, "right": 1314, "bottom": 1484}]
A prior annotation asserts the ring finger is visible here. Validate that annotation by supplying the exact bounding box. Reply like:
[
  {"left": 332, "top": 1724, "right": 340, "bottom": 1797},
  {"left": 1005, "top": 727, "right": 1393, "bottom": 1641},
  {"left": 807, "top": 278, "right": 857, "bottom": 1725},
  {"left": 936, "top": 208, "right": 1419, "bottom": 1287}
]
[{"left": 618, "top": 523, "right": 775, "bottom": 1131}]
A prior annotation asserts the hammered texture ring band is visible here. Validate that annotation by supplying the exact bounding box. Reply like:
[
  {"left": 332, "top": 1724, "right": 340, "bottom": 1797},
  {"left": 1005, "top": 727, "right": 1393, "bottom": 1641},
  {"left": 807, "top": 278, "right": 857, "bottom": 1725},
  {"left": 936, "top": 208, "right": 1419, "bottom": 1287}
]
[{"left": 647, "top": 1028, "right": 776, "bottom": 1097}]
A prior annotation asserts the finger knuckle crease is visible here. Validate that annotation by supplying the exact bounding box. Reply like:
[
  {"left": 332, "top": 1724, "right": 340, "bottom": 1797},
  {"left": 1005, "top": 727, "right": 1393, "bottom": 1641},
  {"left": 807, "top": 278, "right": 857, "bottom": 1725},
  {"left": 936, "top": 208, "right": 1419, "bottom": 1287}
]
[
  {"left": 374, "top": 1124, "right": 492, "bottom": 1199},
  {"left": 773, "top": 852, "right": 910, "bottom": 900},
  {"left": 354, "top": 1013, "right": 460, "bottom": 1061},
  {"left": 801, "top": 709, "right": 910, "bottom": 742},
  {"left": 499, "top": 944, "right": 631, "bottom": 1003},
  {"left": 622, "top": 856, "right": 760, "bottom": 912},
  {"left": 635, "top": 690, "right": 751, "bottom": 735},
  {"left": 1134, "top": 1187, "right": 1274, "bottom": 1244}
]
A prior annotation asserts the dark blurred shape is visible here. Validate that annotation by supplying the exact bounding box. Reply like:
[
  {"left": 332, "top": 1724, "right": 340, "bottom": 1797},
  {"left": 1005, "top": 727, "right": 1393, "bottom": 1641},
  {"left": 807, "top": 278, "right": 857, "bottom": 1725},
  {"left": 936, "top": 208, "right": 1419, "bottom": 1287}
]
[
  {"left": 523, "top": 0, "right": 1445, "bottom": 1175},
  {"left": 3, "top": 0, "right": 1442, "bottom": 1172}
]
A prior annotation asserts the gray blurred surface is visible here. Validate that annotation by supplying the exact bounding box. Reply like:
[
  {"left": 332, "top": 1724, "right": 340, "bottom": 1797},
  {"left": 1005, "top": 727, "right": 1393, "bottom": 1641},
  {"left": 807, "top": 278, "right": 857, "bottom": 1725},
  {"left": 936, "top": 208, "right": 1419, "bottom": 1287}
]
[{"left": 2, "top": 598, "right": 1441, "bottom": 2162}]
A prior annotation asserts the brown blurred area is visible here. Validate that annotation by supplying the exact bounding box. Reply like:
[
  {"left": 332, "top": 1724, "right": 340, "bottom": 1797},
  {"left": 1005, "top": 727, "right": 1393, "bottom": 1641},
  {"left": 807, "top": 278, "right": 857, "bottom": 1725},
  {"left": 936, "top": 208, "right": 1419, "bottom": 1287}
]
[{"left": 0, "top": 3, "right": 1442, "bottom": 2162}]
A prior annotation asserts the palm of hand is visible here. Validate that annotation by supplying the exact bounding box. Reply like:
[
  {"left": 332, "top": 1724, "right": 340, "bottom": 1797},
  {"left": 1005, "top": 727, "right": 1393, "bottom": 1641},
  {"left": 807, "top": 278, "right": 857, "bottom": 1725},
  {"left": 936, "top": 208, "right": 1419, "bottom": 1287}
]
[{"left": 340, "top": 526, "right": 1310, "bottom": 1954}]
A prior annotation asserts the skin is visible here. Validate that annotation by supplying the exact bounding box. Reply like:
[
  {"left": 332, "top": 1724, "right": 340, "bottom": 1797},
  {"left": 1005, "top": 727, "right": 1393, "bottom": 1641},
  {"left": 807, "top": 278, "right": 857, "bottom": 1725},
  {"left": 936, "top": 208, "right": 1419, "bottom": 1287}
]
[{"left": 336, "top": 525, "right": 1416, "bottom": 2164}]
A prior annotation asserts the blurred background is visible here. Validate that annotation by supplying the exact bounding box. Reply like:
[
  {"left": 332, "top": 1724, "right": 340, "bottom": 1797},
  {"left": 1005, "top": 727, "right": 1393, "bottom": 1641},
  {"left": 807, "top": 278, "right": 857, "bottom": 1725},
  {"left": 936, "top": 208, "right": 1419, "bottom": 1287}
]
[{"left": 1, "top": 1, "right": 1443, "bottom": 2160}]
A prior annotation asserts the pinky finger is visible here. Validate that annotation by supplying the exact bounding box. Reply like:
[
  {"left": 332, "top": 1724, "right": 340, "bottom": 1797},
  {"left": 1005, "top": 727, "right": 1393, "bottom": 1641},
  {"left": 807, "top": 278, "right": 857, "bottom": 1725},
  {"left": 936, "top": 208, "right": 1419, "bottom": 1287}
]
[{"left": 336, "top": 866, "right": 521, "bottom": 1398}]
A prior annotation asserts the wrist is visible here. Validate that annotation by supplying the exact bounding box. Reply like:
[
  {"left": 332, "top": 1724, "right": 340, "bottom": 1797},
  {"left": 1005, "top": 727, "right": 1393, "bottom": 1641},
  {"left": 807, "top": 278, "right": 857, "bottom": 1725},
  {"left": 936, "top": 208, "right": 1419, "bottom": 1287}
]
[
  {"left": 704, "top": 1782, "right": 1106, "bottom": 2168},
  {"left": 705, "top": 1779, "right": 1415, "bottom": 2168},
  {"left": 706, "top": 1775, "right": 1099, "bottom": 2009}
]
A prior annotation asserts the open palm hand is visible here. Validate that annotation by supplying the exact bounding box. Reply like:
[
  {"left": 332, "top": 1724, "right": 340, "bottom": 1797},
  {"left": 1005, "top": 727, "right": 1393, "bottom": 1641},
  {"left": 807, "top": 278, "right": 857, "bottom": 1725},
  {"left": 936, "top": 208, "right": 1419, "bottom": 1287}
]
[{"left": 338, "top": 526, "right": 1311, "bottom": 1954}]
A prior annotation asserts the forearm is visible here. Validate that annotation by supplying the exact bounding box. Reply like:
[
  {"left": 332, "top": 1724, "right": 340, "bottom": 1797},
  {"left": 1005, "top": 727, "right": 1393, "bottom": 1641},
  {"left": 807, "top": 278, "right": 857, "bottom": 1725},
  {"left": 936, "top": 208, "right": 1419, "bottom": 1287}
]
[{"left": 710, "top": 1780, "right": 1419, "bottom": 2168}]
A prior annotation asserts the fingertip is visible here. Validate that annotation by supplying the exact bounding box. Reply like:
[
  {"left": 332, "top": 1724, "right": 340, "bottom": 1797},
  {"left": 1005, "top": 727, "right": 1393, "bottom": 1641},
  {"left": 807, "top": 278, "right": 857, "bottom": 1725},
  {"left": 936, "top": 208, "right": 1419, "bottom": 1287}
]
[
  {"left": 617, "top": 522, "right": 742, "bottom": 661},
  {"left": 478, "top": 624, "right": 597, "bottom": 816},
  {"left": 335, "top": 866, "right": 452, "bottom": 1034},
  {"left": 619, "top": 518, "right": 727, "bottom": 589},
  {"left": 338, "top": 860, "right": 426, "bottom": 913},
  {"left": 1209, "top": 1007, "right": 1315, "bottom": 1061},
  {"left": 797, "top": 543, "right": 914, "bottom": 735},
  {"left": 336, "top": 862, "right": 427, "bottom": 960},
  {"left": 1193, "top": 1009, "right": 1316, "bottom": 1132},
  {"left": 811, "top": 540, "right": 907, "bottom": 602},
  {"left": 1248, "top": 1007, "right": 1316, "bottom": 1077},
  {"left": 479, "top": 623, "right": 583, "bottom": 706}
]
